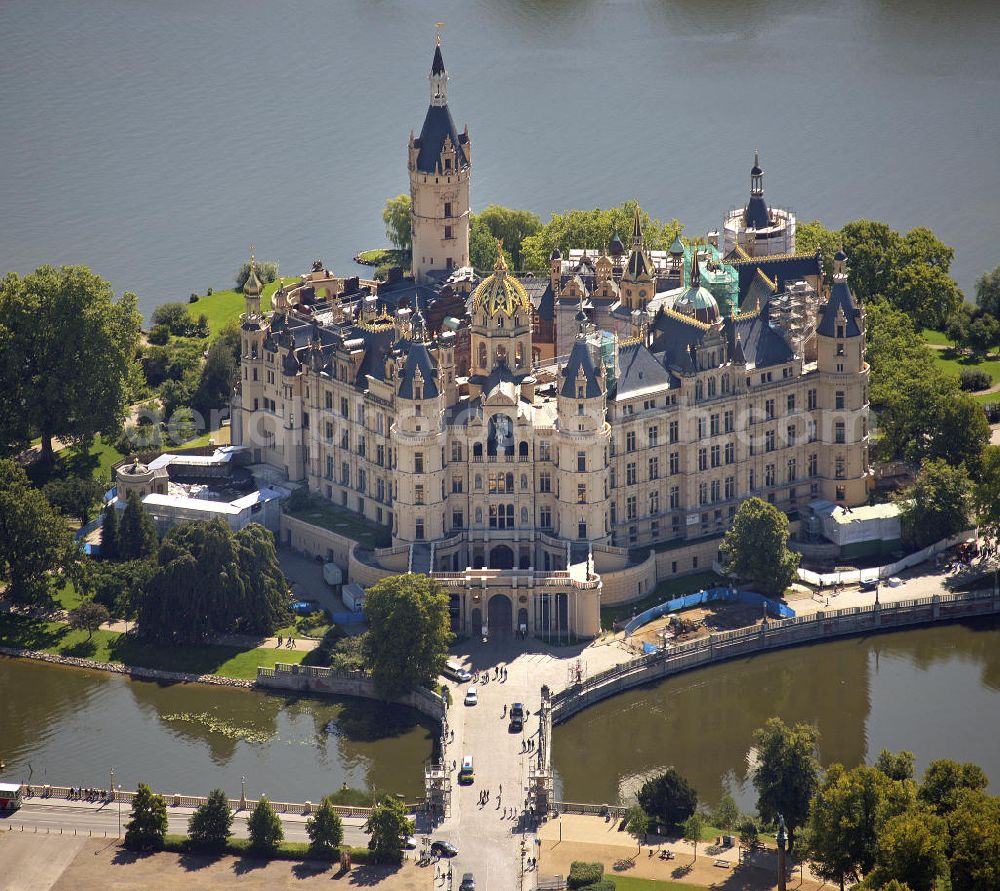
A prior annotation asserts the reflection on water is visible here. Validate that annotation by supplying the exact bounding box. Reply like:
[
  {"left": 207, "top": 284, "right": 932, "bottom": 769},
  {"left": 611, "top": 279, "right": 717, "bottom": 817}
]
[
  {"left": 0, "top": 658, "right": 433, "bottom": 799},
  {"left": 553, "top": 620, "right": 1000, "bottom": 811}
]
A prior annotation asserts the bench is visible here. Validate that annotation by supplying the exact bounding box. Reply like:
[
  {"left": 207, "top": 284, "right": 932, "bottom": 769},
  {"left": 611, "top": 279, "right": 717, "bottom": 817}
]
[{"left": 714, "top": 858, "right": 731, "bottom": 868}]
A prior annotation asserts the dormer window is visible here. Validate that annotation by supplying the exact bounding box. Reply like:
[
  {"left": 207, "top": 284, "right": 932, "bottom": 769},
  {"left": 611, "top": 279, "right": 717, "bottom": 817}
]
[
  {"left": 415, "top": 384, "right": 423, "bottom": 400},
  {"left": 837, "top": 323, "right": 845, "bottom": 338},
  {"left": 444, "top": 157, "right": 452, "bottom": 170}
]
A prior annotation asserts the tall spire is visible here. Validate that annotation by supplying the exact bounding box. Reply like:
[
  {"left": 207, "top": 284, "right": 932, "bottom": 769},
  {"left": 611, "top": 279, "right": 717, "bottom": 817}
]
[
  {"left": 429, "top": 28, "right": 448, "bottom": 106},
  {"left": 631, "top": 204, "right": 644, "bottom": 248},
  {"left": 690, "top": 243, "right": 702, "bottom": 288},
  {"left": 750, "top": 149, "right": 763, "bottom": 197}
]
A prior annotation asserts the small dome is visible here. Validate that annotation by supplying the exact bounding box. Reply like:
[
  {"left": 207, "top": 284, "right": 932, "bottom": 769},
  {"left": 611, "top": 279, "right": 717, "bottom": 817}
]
[
  {"left": 471, "top": 247, "right": 532, "bottom": 317},
  {"left": 575, "top": 308, "right": 588, "bottom": 323},
  {"left": 244, "top": 257, "right": 263, "bottom": 296},
  {"left": 120, "top": 460, "right": 149, "bottom": 476},
  {"left": 550, "top": 248, "right": 562, "bottom": 261},
  {"left": 676, "top": 285, "right": 720, "bottom": 324},
  {"left": 608, "top": 232, "right": 625, "bottom": 257}
]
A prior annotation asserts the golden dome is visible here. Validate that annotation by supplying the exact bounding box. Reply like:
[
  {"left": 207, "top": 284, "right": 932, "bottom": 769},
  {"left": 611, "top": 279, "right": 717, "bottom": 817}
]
[{"left": 470, "top": 243, "right": 531, "bottom": 317}]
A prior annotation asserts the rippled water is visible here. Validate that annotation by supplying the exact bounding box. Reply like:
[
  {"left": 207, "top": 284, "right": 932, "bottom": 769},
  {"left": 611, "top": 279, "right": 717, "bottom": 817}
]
[
  {"left": 552, "top": 619, "right": 1000, "bottom": 810},
  {"left": 0, "top": 658, "right": 434, "bottom": 800},
  {"left": 1, "top": 0, "right": 998, "bottom": 319}
]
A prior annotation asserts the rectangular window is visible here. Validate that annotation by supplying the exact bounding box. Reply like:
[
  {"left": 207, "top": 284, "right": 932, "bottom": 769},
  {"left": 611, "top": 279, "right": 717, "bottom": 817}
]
[
  {"left": 669, "top": 421, "right": 679, "bottom": 444},
  {"left": 710, "top": 479, "right": 721, "bottom": 502},
  {"left": 836, "top": 457, "right": 846, "bottom": 479},
  {"left": 647, "top": 426, "right": 658, "bottom": 447},
  {"left": 444, "top": 225, "right": 453, "bottom": 240},
  {"left": 415, "top": 518, "right": 425, "bottom": 540},
  {"left": 414, "top": 484, "right": 424, "bottom": 505},
  {"left": 809, "top": 453, "right": 818, "bottom": 476},
  {"left": 724, "top": 410, "right": 734, "bottom": 433},
  {"left": 698, "top": 448, "right": 708, "bottom": 471},
  {"left": 415, "top": 452, "right": 424, "bottom": 473},
  {"left": 341, "top": 462, "right": 350, "bottom": 486},
  {"left": 451, "top": 442, "right": 462, "bottom": 462},
  {"left": 765, "top": 464, "right": 776, "bottom": 487},
  {"left": 765, "top": 430, "right": 776, "bottom": 452},
  {"left": 649, "top": 490, "right": 659, "bottom": 514},
  {"left": 325, "top": 392, "right": 333, "bottom": 410},
  {"left": 626, "top": 431, "right": 636, "bottom": 452},
  {"left": 539, "top": 471, "right": 551, "bottom": 493},
  {"left": 710, "top": 444, "right": 721, "bottom": 468},
  {"left": 710, "top": 414, "right": 720, "bottom": 436},
  {"left": 808, "top": 388, "right": 817, "bottom": 410},
  {"left": 648, "top": 456, "right": 659, "bottom": 480},
  {"left": 724, "top": 441, "right": 735, "bottom": 464},
  {"left": 626, "top": 462, "right": 637, "bottom": 485},
  {"left": 539, "top": 442, "right": 551, "bottom": 461},
  {"left": 669, "top": 486, "right": 680, "bottom": 509},
  {"left": 787, "top": 393, "right": 796, "bottom": 413},
  {"left": 698, "top": 417, "right": 706, "bottom": 439},
  {"left": 670, "top": 452, "right": 680, "bottom": 475},
  {"left": 836, "top": 391, "right": 845, "bottom": 410},
  {"left": 835, "top": 422, "right": 846, "bottom": 444},
  {"left": 765, "top": 399, "right": 775, "bottom": 420},
  {"left": 452, "top": 511, "right": 463, "bottom": 530},
  {"left": 341, "top": 429, "right": 349, "bottom": 450},
  {"left": 626, "top": 495, "right": 637, "bottom": 520},
  {"left": 540, "top": 507, "right": 552, "bottom": 528},
  {"left": 325, "top": 455, "right": 334, "bottom": 479},
  {"left": 698, "top": 482, "right": 708, "bottom": 505},
  {"left": 577, "top": 451, "right": 586, "bottom": 472},
  {"left": 340, "top": 397, "right": 349, "bottom": 418},
  {"left": 451, "top": 476, "right": 463, "bottom": 493},
  {"left": 577, "top": 483, "right": 586, "bottom": 503},
  {"left": 577, "top": 522, "right": 587, "bottom": 539},
  {"left": 836, "top": 485, "right": 846, "bottom": 501},
  {"left": 325, "top": 422, "right": 334, "bottom": 443},
  {"left": 787, "top": 424, "right": 796, "bottom": 447},
  {"left": 725, "top": 476, "right": 735, "bottom": 499},
  {"left": 444, "top": 201, "right": 452, "bottom": 218},
  {"left": 787, "top": 458, "right": 797, "bottom": 482}
]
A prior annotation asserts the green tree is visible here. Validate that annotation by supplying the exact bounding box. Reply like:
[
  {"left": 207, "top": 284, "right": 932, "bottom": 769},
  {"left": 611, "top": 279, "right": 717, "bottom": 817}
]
[
  {"left": 382, "top": 194, "right": 412, "bottom": 252},
  {"left": 473, "top": 205, "right": 542, "bottom": 269},
  {"left": 0, "top": 458, "right": 73, "bottom": 607},
  {"left": 682, "top": 813, "right": 704, "bottom": 862},
  {"left": 895, "top": 459, "right": 972, "bottom": 550},
  {"left": 975, "top": 264, "right": 1000, "bottom": 319},
  {"left": 520, "top": 201, "right": 682, "bottom": 272},
  {"left": 306, "top": 795, "right": 344, "bottom": 856},
  {"left": 150, "top": 302, "right": 194, "bottom": 336},
  {"left": 962, "top": 313, "right": 1000, "bottom": 356},
  {"left": 43, "top": 476, "right": 105, "bottom": 525},
  {"left": 930, "top": 394, "right": 991, "bottom": 478},
  {"left": 795, "top": 220, "right": 842, "bottom": 279},
  {"left": 85, "top": 558, "right": 154, "bottom": 619},
  {"left": 187, "top": 787, "right": 233, "bottom": 853},
  {"left": 737, "top": 816, "right": 763, "bottom": 860},
  {"left": 101, "top": 504, "right": 119, "bottom": 560},
  {"left": 67, "top": 600, "right": 110, "bottom": 640},
  {"left": 235, "top": 259, "right": 278, "bottom": 291},
  {"left": 469, "top": 215, "right": 513, "bottom": 270},
  {"left": 752, "top": 717, "right": 820, "bottom": 853},
  {"left": 623, "top": 804, "right": 649, "bottom": 853},
  {"left": 190, "top": 329, "right": 239, "bottom": 418},
  {"left": 839, "top": 220, "right": 903, "bottom": 303},
  {"left": 118, "top": 490, "right": 157, "bottom": 561},
  {"left": 710, "top": 791, "right": 741, "bottom": 831},
  {"left": 247, "top": 795, "right": 283, "bottom": 854},
  {"left": 159, "top": 377, "right": 191, "bottom": 421},
  {"left": 946, "top": 789, "right": 1000, "bottom": 891},
  {"left": 917, "top": 759, "right": 989, "bottom": 816},
  {"left": 636, "top": 768, "right": 698, "bottom": 831},
  {"left": 364, "top": 795, "right": 413, "bottom": 865},
  {"left": 123, "top": 782, "right": 168, "bottom": 851},
  {"left": 720, "top": 497, "right": 800, "bottom": 597},
  {"left": 875, "top": 750, "right": 916, "bottom": 783},
  {"left": 974, "top": 445, "right": 1000, "bottom": 546},
  {"left": 899, "top": 226, "right": 955, "bottom": 272},
  {"left": 888, "top": 262, "right": 962, "bottom": 331},
  {"left": 870, "top": 808, "right": 947, "bottom": 891},
  {"left": 363, "top": 573, "right": 452, "bottom": 698},
  {"left": 0, "top": 265, "right": 141, "bottom": 461}
]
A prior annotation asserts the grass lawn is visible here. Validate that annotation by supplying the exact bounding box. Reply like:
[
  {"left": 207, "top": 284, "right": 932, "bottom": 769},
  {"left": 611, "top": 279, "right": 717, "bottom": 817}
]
[
  {"left": 53, "top": 580, "right": 85, "bottom": 611},
  {"left": 609, "top": 877, "right": 710, "bottom": 891},
  {"left": 28, "top": 437, "right": 125, "bottom": 487},
  {"left": 0, "top": 613, "right": 306, "bottom": 680},
  {"left": 601, "top": 571, "right": 723, "bottom": 630},
  {"left": 179, "top": 424, "right": 231, "bottom": 449},
  {"left": 920, "top": 327, "right": 953, "bottom": 347},
  {"left": 929, "top": 347, "right": 1000, "bottom": 388},
  {"left": 285, "top": 496, "right": 391, "bottom": 549},
  {"left": 184, "top": 278, "right": 292, "bottom": 338}
]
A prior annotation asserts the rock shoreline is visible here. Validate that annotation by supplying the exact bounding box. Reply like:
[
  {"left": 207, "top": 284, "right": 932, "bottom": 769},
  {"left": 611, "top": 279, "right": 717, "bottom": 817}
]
[{"left": 0, "top": 645, "right": 252, "bottom": 688}]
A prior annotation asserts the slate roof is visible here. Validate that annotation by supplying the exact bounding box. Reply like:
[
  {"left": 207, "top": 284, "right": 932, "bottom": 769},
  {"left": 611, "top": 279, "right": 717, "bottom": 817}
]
[
  {"left": 731, "top": 253, "right": 822, "bottom": 302},
  {"left": 397, "top": 340, "right": 439, "bottom": 399},
  {"left": 744, "top": 196, "right": 771, "bottom": 230},
  {"left": 561, "top": 338, "right": 602, "bottom": 398},
  {"left": 432, "top": 44, "right": 445, "bottom": 75},
  {"left": 817, "top": 280, "right": 862, "bottom": 338},
  {"left": 415, "top": 104, "right": 469, "bottom": 174},
  {"left": 650, "top": 310, "right": 710, "bottom": 375},
  {"left": 518, "top": 276, "right": 555, "bottom": 321},
  {"left": 615, "top": 341, "right": 673, "bottom": 399},
  {"left": 729, "top": 303, "right": 794, "bottom": 368}
]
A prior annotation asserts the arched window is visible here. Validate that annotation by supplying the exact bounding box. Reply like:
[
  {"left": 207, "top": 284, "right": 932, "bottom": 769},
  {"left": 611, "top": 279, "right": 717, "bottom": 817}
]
[
  {"left": 521, "top": 474, "right": 528, "bottom": 490},
  {"left": 475, "top": 507, "right": 483, "bottom": 524},
  {"left": 519, "top": 441, "right": 529, "bottom": 458},
  {"left": 478, "top": 342, "right": 488, "bottom": 369},
  {"left": 521, "top": 506, "right": 529, "bottom": 525},
  {"left": 474, "top": 474, "right": 482, "bottom": 489},
  {"left": 721, "top": 373, "right": 730, "bottom": 394},
  {"left": 473, "top": 442, "right": 483, "bottom": 459},
  {"left": 695, "top": 380, "right": 703, "bottom": 401},
  {"left": 707, "top": 377, "right": 716, "bottom": 397},
  {"left": 487, "top": 414, "right": 515, "bottom": 456},
  {"left": 505, "top": 472, "right": 514, "bottom": 491}
]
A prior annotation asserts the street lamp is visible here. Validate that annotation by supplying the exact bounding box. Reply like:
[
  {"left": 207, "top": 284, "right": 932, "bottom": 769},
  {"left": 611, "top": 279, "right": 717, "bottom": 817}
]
[
  {"left": 117, "top": 784, "right": 122, "bottom": 838},
  {"left": 240, "top": 776, "right": 247, "bottom": 810},
  {"left": 776, "top": 814, "right": 787, "bottom": 891},
  {"left": 109, "top": 767, "right": 114, "bottom": 802}
]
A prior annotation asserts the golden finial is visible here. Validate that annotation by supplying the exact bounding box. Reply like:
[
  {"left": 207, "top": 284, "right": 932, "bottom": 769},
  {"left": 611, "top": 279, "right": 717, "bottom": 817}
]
[
  {"left": 494, "top": 238, "right": 508, "bottom": 272},
  {"left": 435, "top": 22, "right": 444, "bottom": 45},
  {"left": 249, "top": 244, "right": 256, "bottom": 270}
]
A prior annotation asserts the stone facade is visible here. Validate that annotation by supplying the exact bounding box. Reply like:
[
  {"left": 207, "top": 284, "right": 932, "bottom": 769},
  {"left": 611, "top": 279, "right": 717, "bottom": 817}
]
[{"left": 232, "top": 40, "right": 871, "bottom": 641}]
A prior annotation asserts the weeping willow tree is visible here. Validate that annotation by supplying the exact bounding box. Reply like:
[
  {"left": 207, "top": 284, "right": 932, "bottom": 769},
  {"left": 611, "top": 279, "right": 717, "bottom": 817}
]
[{"left": 137, "top": 518, "right": 290, "bottom": 643}]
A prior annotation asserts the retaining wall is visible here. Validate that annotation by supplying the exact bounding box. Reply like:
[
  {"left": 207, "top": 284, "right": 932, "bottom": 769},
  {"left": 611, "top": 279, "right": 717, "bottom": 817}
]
[
  {"left": 256, "top": 662, "right": 447, "bottom": 722},
  {"left": 552, "top": 590, "right": 1000, "bottom": 723}
]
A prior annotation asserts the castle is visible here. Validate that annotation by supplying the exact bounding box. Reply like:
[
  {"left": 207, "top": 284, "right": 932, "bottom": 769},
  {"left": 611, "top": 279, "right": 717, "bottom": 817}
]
[{"left": 232, "top": 39, "right": 870, "bottom": 640}]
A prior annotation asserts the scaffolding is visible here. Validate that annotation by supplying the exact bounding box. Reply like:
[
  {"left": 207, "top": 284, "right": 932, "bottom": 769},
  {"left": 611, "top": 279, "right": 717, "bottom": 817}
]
[
  {"left": 423, "top": 717, "right": 452, "bottom": 822},
  {"left": 528, "top": 688, "right": 555, "bottom": 816}
]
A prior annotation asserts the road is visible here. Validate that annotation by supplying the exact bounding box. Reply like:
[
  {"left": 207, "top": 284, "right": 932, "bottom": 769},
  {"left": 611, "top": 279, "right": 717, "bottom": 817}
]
[{"left": 4, "top": 800, "right": 370, "bottom": 847}]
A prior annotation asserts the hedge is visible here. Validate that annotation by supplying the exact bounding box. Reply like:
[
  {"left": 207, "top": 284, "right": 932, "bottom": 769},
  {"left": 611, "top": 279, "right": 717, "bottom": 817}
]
[{"left": 160, "top": 834, "right": 371, "bottom": 864}]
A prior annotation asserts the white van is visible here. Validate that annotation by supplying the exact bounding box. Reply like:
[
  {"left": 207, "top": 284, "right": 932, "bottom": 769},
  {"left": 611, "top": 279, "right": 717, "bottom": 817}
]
[
  {"left": 443, "top": 660, "right": 472, "bottom": 683},
  {"left": 0, "top": 783, "right": 23, "bottom": 812},
  {"left": 458, "top": 755, "right": 474, "bottom": 785}
]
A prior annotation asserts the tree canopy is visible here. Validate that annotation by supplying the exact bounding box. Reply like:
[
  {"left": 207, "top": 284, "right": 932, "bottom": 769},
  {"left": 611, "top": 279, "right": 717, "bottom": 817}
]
[
  {"left": 247, "top": 795, "right": 284, "bottom": 854},
  {"left": 364, "top": 795, "right": 413, "bottom": 864},
  {"left": 363, "top": 573, "right": 452, "bottom": 698},
  {"left": 975, "top": 265, "right": 1000, "bottom": 319},
  {"left": 0, "top": 265, "right": 141, "bottom": 461},
  {"left": 895, "top": 459, "right": 972, "bottom": 550},
  {"left": 752, "top": 717, "right": 820, "bottom": 852},
  {"left": 974, "top": 445, "right": 1000, "bottom": 547},
  {"left": 234, "top": 259, "right": 279, "bottom": 291},
  {"left": 636, "top": 768, "right": 698, "bottom": 830},
  {"left": 187, "top": 787, "right": 233, "bottom": 852},
  {"left": 471, "top": 205, "right": 541, "bottom": 270},
  {"left": 306, "top": 795, "right": 344, "bottom": 855},
  {"left": 136, "top": 519, "right": 290, "bottom": 644},
  {"left": 382, "top": 194, "right": 412, "bottom": 252},
  {"left": 720, "top": 497, "right": 800, "bottom": 597},
  {"left": 520, "top": 201, "right": 682, "bottom": 272},
  {"left": 0, "top": 458, "right": 74, "bottom": 607},
  {"left": 124, "top": 783, "right": 168, "bottom": 851}
]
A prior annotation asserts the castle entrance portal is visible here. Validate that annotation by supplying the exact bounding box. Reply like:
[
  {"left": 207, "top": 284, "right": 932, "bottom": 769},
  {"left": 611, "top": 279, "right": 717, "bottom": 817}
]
[
  {"left": 487, "top": 594, "right": 513, "bottom": 636},
  {"left": 489, "top": 545, "right": 514, "bottom": 569}
]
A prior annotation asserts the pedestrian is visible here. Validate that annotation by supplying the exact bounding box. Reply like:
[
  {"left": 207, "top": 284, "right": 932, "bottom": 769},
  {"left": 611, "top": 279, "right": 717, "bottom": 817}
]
[
  {"left": 277, "top": 634, "right": 282, "bottom": 647},
  {"left": 502, "top": 703, "right": 507, "bottom": 718},
  {"left": 499, "top": 784, "right": 502, "bottom": 795}
]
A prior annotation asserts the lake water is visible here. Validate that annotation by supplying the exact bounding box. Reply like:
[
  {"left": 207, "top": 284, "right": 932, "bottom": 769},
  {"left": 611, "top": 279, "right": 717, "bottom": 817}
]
[
  {"left": 2, "top": 0, "right": 999, "bottom": 320},
  {"left": 0, "top": 657, "right": 434, "bottom": 801},
  {"left": 552, "top": 619, "right": 1000, "bottom": 810}
]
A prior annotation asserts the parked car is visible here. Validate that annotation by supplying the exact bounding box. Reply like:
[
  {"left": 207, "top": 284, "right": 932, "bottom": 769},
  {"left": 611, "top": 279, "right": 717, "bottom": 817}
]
[
  {"left": 458, "top": 755, "right": 475, "bottom": 785},
  {"left": 509, "top": 702, "right": 524, "bottom": 732},
  {"left": 858, "top": 579, "right": 879, "bottom": 592},
  {"left": 431, "top": 839, "right": 458, "bottom": 858},
  {"left": 402, "top": 836, "right": 417, "bottom": 850},
  {"left": 460, "top": 873, "right": 476, "bottom": 891},
  {"left": 464, "top": 686, "right": 478, "bottom": 706},
  {"left": 443, "top": 660, "right": 473, "bottom": 683}
]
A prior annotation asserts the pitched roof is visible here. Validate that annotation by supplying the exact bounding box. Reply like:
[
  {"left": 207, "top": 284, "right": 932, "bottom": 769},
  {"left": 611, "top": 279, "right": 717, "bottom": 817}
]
[
  {"left": 817, "top": 280, "right": 862, "bottom": 338},
  {"left": 744, "top": 196, "right": 771, "bottom": 229},
  {"left": 649, "top": 309, "right": 710, "bottom": 374},
  {"left": 431, "top": 44, "right": 445, "bottom": 75},
  {"left": 729, "top": 304, "right": 794, "bottom": 368},
  {"left": 732, "top": 253, "right": 822, "bottom": 301},
  {"left": 560, "top": 338, "right": 602, "bottom": 398},
  {"left": 615, "top": 341, "right": 672, "bottom": 399},
  {"left": 397, "top": 340, "right": 439, "bottom": 399},
  {"left": 414, "top": 104, "right": 468, "bottom": 174}
]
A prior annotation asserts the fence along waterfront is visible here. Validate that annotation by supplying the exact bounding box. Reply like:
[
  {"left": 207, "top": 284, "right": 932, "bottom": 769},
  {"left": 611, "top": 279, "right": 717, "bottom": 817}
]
[{"left": 552, "top": 589, "right": 1000, "bottom": 721}]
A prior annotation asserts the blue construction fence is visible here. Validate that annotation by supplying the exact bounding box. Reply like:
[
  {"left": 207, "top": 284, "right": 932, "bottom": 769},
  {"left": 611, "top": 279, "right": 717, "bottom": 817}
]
[{"left": 624, "top": 587, "right": 796, "bottom": 638}]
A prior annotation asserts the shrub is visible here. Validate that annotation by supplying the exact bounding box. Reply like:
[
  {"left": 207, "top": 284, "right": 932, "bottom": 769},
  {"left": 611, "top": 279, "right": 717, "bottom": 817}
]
[
  {"left": 247, "top": 795, "right": 283, "bottom": 854},
  {"left": 189, "top": 293, "right": 199, "bottom": 302},
  {"left": 286, "top": 486, "right": 311, "bottom": 511},
  {"left": 637, "top": 768, "right": 698, "bottom": 831},
  {"left": 147, "top": 324, "right": 170, "bottom": 345},
  {"left": 124, "top": 783, "right": 168, "bottom": 851},
  {"left": 306, "top": 796, "right": 344, "bottom": 855},
  {"left": 235, "top": 260, "right": 278, "bottom": 291},
  {"left": 568, "top": 861, "right": 604, "bottom": 889},
  {"left": 207, "top": 287, "right": 213, "bottom": 295},
  {"left": 959, "top": 368, "right": 992, "bottom": 391},
  {"left": 187, "top": 788, "right": 233, "bottom": 853}
]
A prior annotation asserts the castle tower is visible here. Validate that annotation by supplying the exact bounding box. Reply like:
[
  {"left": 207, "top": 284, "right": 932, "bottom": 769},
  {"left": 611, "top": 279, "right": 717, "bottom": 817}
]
[
  {"left": 408, "top": 35, "right": 471, "bottom": 284},
  {"left": 721, "top": 151, "right": 796, "bottom": 257},
  {"left": 815, "top": 248, "right": 869, "bottom": 506},
  {"left": 620, "top": 206, "right": 655, "bottom": 313}
]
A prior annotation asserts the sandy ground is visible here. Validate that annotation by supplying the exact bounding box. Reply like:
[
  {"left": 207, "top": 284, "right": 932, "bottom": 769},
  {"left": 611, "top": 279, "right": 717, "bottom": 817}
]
[
  {"left": 631, "top": 602, "right": 768, "bottom": 650},
  {"left": 537, "top": 815, "right": 825, "bottom": 890},
  {"left": 0, "top": 833, "right": 428, "bottom": 891}
]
